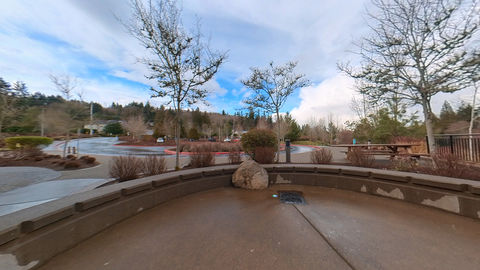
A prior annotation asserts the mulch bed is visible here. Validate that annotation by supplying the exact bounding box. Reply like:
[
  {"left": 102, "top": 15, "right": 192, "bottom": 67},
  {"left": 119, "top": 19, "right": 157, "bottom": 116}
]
[{"left": 0, "top": 153, "right": 99, "bottom": 171}]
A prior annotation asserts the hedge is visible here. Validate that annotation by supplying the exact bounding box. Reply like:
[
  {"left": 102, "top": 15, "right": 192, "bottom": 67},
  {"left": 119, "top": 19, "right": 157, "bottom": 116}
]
[
  {"left": 241, "top": 129, "right": 277, "bottom": 163},
  {"left": 5, "top": 136, "right": 54, "bottom": 150}
]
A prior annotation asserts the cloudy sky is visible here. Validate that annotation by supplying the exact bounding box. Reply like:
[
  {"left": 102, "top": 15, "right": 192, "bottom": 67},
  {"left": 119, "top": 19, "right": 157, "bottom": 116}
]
[{"left": 0, "top": 0, "right": 475, "bottom": 124}]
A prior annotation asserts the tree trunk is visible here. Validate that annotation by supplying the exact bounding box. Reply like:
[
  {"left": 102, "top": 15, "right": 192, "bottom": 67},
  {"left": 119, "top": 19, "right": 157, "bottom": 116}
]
[
  {"left": 276, "top": 110, "right": 280, "bottom": 163},
  {"left": 175, "top": 103, "right": 181, "bottom": 170},
  {"left": 0, "top": 114, "right": 3, "bottom": 138},
  {"left": 469, "top": 83, "right": 478, "bottom": 161},
  {"left": 63, "top": 132, "right": 70, "bottom": 158},
  {"left": 421, "top": 98, "right": 436, "bottom": 154}
]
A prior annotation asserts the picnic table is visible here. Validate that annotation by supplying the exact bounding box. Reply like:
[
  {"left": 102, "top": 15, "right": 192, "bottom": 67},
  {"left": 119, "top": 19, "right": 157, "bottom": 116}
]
[{"left": 331, "top": 143, "right": 426, "bottom": 159}]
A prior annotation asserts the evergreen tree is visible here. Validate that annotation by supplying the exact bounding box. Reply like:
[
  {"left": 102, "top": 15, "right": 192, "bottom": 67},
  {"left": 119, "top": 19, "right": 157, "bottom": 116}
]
[
  {"left": 103, "top": 122, "right": 124, "bottom": 135},
  {"left": 286, "top": 118, "right": 301, "bottom": 141}
]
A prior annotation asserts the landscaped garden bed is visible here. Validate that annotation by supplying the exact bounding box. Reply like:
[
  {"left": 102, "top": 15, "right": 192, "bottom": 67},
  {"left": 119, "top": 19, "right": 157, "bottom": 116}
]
[
  {"left": 0, "top": 152, "right": 98, "bottom": 170},
  {"left": 0, "top": 136, "right": 99, "bottom": 170}
]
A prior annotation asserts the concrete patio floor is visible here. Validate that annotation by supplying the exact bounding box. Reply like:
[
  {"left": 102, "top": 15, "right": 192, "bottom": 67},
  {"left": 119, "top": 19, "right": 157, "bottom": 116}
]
[{"left": 39, "top": 185, "right": 480, "bottom": 270}]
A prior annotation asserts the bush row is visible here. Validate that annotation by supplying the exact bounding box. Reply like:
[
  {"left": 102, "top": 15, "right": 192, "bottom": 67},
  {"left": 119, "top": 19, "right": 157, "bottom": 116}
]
[
  {"left": 109, "top": 155, "right": 166, "bottom": 182},
  {"left": 178, "top": 142, "right": 241, "bottom": 153},
  {"left": 5, "top": 136, "right": 53, "bottom": 150}
]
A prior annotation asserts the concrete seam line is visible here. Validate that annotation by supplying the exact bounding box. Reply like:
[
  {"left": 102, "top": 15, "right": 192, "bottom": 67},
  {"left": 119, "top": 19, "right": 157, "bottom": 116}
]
[{"left": 292, "top": 204, "right": 356, "bottom": 270}]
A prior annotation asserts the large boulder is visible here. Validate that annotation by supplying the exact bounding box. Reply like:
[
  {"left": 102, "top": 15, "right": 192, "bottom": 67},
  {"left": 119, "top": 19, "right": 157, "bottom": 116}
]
[{"left": 232, "top": 160, "right": 269, "bottom": 190}]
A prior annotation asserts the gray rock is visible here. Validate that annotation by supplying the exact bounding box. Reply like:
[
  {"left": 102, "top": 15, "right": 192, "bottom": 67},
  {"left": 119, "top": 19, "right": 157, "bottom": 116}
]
[{"left": 232, "top": 160, "right": 268, "bottom": 190}]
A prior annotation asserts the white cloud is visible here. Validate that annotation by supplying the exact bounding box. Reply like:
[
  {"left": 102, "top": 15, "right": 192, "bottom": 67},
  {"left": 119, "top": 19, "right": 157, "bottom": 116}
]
[
  {"left": 231, "top": 87, "right": 248, "bottom": 97},
  {"left": 0, "top": 0, "right": 472, "bottom": 120},
  {"left": 290, "top": 74, "right": 358, "bottom": 125},
  {"left": 76, "top": 78, "right": 150, "bottom": 106},
  {"left": 204, "top": 79, "right": 228, "bottom": 97},
  {"left": 289, "top": 74, "right": 477, "bottom": 126},
  {"left": 183, "top": 0, "right": 370, "bottom": 79}
]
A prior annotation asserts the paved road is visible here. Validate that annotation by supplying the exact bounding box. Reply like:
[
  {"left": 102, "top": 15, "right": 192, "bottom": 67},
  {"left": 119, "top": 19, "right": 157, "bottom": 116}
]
[
  {"left": 45, "top": 137, "right": 315, "bottom": 156},
  {"left": 45, "top": 137, "right": 170, "bottom": 156},
  {"left": 0, "top": 167, "right": 61, "bottom": 192},
  {"left": 38, "top": 186, "right": 480, "bottom": 270}
]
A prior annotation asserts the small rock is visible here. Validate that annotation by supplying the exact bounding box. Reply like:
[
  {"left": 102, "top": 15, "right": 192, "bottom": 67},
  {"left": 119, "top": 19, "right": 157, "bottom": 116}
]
[{"left": 232, "top": 160, "right": 268, "bottom": 190}]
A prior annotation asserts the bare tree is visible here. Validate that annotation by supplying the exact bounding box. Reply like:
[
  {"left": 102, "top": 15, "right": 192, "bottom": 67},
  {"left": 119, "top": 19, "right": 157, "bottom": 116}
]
[
  {"left": 256, "top": 117, "right": 270, "bottom": 129},
  {"left": 305, "top": 116, "right": 326, "bottom": 142},
  {"left": 469, "top": 76, "right": 479, "bottom": 160},
  {"left": 50, "top": 74, "right": 84, "bottom": 156},
  {"left": 122, "top": 115, "right": 148, "bottom": 141},
  {"left": 350, "top": 96, "right": 368, "bottom": 120},
  {"left": 242, "top": 61, "right": 309, "bottom": 162},
  {"left": 339, "top": 0, "right": 480, "bottom": 153},
  {"left": 126, "top": 0, "right": 226, "bottom": 169},
  {"left": 49, "top": 74, "right": 77, "bottom": 100},
  {"left": 327, "top": 113, "right": 338, "bottom": 145},
  {"left": 44, "top": 102, "right": 88, "bottom": 158},
  {"left": 274, "top": 114, "right": 290, "bottom": 143}
]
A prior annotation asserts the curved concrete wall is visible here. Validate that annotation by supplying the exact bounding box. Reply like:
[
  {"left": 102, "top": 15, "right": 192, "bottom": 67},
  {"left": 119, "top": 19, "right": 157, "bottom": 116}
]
[{"left": 1, "top": 164, "right": 479, "bottom": 269}]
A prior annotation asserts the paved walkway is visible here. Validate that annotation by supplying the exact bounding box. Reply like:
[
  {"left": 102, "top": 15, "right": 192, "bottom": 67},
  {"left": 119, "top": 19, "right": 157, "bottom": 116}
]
[
  {"left": 0, "top": 178, "right": 111, "bottom": 216},
  {"left": 39, "top": 186, "right": 480, "bottom": 270},
  {"left": 0, "top": 167, "right": 61, "bottom": 193}
]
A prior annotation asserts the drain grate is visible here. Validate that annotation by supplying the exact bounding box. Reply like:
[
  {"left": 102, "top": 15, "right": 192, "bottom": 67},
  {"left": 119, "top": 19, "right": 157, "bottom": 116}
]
[{"left": 277, "top": 191, "right": 306, "bottom": 204}]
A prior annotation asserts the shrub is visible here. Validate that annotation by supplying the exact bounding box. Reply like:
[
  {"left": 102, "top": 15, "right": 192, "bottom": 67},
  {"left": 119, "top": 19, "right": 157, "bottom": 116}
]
[
  {"left": 178, "top": 142, "right": 242, "bottom": 153},
  {"left": 85, "top": 156, "right": 96, "bottom": 164},
  {"left": 187, "top": 127, "right": 201, "bottom": 140},
  {"left": 80, "top": 155, "right": 96, "bottom": 164},
  {"left": 241, "top": 129, "right": 277, "bottom": 163},
  {"left": 347, "top": 148, "right": 375, "bottom": 167},
  {"left": 109, "top": 155, "right": 143, "bottom": 182},
  {"left": 310, "top": 148, "right": 333, "bottom": 164},
  {"left": 5, "top": 136, "right": 53, "bottom": 150},
  {"left": 418, "top": 152, "right": 469, "bottom": 179},
  {"left": 391, "top": 157, "right": 417, "bottom": 172},
  {"left": 66, "top": 154, "right": 76, "bottom": 160},
  {"left": 143, "top": 155, "right": 167, "bottom": 176},
  {"left": 64, "top": 160, "right": 81, "bottom": 169},
  {"left": 189, "top": 144, "right": 215, "bottom": 168},
  {"left": 103, "top": 122, "right": 124, "bottom": 135},
  {"left": 34, "top": 156, "right": 44, "bottom": 161},
  {"left": 253, "top": 147, "right": 276, "bottom": 164}
]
